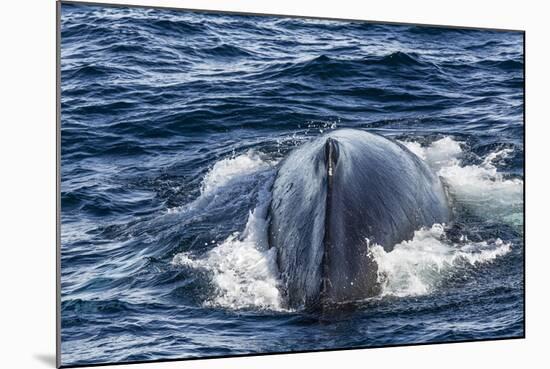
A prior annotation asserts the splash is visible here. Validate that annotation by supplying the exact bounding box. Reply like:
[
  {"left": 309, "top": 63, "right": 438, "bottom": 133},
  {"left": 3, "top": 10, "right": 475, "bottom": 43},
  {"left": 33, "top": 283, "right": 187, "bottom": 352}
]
[
  {"left": 201, "top": 152, "right": 273, "bottom": 196},
  {"left": 369, "top": 224, "right": 512, "bottom": 297},
  {"left": 402, "top": 137, "right": 523, "bottom": 228},
  {"left": 167, "top": 151, "right": 276, "bottom": 214},
  {"left": 172, "top": 156, "right": 284, "bottom": 311}
]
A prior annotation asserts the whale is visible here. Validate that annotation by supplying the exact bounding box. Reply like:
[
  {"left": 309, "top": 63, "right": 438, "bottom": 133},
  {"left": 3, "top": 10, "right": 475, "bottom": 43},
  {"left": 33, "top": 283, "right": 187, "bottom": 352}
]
[{"left": 268, "top": 129, "right": 451, "bottom": 310}]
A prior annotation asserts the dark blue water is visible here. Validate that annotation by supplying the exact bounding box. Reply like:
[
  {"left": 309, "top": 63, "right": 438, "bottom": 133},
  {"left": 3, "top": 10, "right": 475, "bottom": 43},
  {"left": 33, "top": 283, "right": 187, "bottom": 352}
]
[{"left": 60, "top": 3, "right": 524, "bottom": 366}]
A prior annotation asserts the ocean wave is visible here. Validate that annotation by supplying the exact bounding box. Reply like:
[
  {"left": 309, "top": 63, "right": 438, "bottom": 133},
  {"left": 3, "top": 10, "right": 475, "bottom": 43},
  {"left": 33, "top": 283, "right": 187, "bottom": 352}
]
[
  {"left": 406, "top": 26, "right": 477, "bottom": 36},
  {"left": 272, "top": 18, "right": 357, "bottom": 32},
  {"left": 201, "top": 44, "right": 256, "bottom": 59},
  {"left": 476, "top": 59, "right": 524, "bottom": 70},
  {"left": 377, "top": 51, "right": 426, "bottom": 66},
  {"left": 62, "top": 64, "right": 144, "bottom": 80},
  {"left": 256, "top": 51, "right": 437, "bottom": 83},
  {"left": 145, "top": 18, "right": 206, "bottom": 35},
  {"left": 62, "top": 298, "right": 139, "bottom": 315}
]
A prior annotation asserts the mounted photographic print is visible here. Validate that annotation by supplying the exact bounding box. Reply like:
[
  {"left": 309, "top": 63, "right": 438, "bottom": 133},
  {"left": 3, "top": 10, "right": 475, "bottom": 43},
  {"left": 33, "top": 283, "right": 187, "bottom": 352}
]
[{"left": 57, "top": 1, "right": 525, "bottom": 367}]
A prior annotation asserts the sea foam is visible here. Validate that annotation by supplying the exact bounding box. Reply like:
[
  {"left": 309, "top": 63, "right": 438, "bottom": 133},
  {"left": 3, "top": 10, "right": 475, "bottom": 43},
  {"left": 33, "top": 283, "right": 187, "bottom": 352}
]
[
  {"left": 402, "top": 137, "right": 523, "bottom": 228},
  {"left": 369, "top": 223, "right": 511, "bottom": 297},
  {"left": 172, "top": 152, "right": 285, "bottom": 310}
]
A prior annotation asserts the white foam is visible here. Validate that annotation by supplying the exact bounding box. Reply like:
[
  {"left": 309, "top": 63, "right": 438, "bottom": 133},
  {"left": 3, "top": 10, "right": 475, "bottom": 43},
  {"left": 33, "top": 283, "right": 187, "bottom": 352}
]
[
  {"left": 172, "top": 174, "right": 285, "bottom": 311},
  {"left": 404, "top": 137, "right": 463, "bottom": 171},
  {"left": 369, "top": 224, "right": 512, "bottom": 297},
  {"left": 166, "top": 151, "right": 276, "bottom": 214},
  {"left": 201, "top": 152, "right": 273, "bottom": 196},
  {"left": 401, "top": 137, "right": 523, "bottom": 228}
]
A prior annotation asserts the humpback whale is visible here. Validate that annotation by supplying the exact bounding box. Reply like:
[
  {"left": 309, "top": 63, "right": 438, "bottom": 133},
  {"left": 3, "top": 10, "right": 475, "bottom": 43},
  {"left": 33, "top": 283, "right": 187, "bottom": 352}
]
[{"left": 268, "top": 129, "right": 450, "bottom": 309}]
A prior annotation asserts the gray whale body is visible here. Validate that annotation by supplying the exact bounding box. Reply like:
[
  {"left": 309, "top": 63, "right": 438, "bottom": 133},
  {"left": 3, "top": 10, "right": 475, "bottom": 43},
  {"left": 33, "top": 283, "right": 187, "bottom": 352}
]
[{"left": 268, "top": 129, "right": 450, "bottom": 309}]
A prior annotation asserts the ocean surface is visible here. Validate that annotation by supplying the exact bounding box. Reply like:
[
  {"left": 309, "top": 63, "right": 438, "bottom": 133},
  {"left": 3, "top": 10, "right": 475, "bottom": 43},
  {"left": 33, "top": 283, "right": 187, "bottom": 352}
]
[{"left": 60, "top": 3, "right": 524, "bottom": 366}]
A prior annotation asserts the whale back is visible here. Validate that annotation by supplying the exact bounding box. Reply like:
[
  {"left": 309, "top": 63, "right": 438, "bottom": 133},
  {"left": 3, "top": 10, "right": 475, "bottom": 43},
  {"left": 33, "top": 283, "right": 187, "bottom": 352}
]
[{"left": 268, "top": 129, "right": 450, "bottom": 309}]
